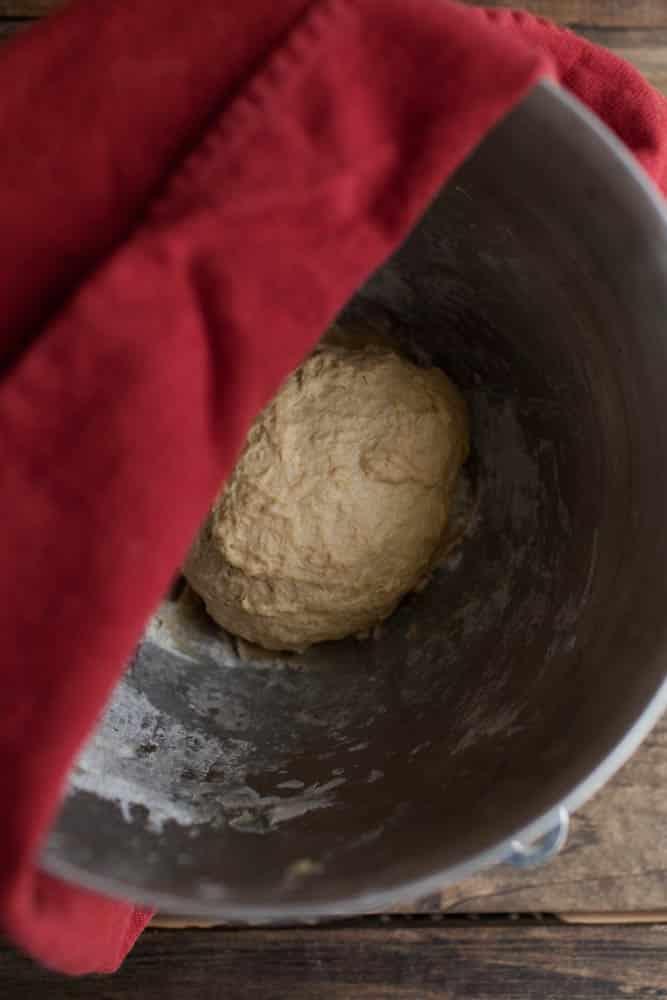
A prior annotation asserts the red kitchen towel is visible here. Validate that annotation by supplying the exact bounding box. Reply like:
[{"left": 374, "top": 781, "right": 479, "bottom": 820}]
[{"left": 0, "top": 0, "right": 666, "bottom": 976}]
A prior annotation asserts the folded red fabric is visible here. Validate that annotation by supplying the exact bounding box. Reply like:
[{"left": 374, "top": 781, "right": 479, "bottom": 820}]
[{"left": 0, "top": 0, "right": 664, "bottom": 976}]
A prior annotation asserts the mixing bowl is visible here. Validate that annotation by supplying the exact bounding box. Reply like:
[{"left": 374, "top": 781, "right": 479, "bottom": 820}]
[{"left": 43, "top": 81, "right": 667, "bottom": 916}]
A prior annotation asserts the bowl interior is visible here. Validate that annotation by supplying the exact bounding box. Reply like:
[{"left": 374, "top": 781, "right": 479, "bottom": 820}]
[{"left": 44, "top": 82, "right": 667, "bottom": 915}]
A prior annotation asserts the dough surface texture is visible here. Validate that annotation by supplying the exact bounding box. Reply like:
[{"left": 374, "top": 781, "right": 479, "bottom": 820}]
[{"left": 184, "top": 341, "right": 469, "bottom": 651}]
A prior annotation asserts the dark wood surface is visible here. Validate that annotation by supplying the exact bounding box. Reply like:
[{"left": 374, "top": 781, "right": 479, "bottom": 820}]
[
  {"left": 3, "top": 922, "right": 667, "bottom": 997},
  {"left": 479, "top": 0, "right": 667, "bottom": 26},
  {"left": 2, "top": 0, "right": 667, "bottom": 993},
  {"left": 0, "top": 18, "right": 26, "bottom": 37},
  {"left": 0, "top": 1, "right": 53, "bottom": 15}
]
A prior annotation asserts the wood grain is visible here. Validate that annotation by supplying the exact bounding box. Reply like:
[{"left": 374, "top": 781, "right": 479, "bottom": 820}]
[
  {"left": 3, "top": 923, "right": 667, "bottom": 998},
  {"left": 467, "top": 0, "right": 667, "bottom": 27},
  {"left": 578, "top": 27, "right": 667, "bottom": 92},
  {"left": 0, "top": 1, "right": 56, "bottom": 15}
]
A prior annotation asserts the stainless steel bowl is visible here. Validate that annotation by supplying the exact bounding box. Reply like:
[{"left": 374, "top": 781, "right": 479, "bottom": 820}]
[{"left": 43, "top": 81, "right": 667, "bottom": 916}]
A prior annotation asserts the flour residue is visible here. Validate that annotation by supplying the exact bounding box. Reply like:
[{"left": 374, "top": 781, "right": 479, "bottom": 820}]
[{"left": 69, "top": 673, "right": 347, "bottom": 835}]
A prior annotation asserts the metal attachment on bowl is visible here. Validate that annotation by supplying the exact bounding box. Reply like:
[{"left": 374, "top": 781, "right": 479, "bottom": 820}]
[{"left": 507, "top": 807, "right": 569, "bottom": 869}]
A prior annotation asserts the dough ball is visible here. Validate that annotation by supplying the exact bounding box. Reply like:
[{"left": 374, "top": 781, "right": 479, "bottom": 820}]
[{"left": 184, "top": 340, "right": 469, "bottom": 651}]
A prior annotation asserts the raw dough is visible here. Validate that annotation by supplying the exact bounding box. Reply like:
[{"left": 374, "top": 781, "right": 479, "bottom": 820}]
[{"left": 184, "top": 339, "right": 469, "bottom": 651}]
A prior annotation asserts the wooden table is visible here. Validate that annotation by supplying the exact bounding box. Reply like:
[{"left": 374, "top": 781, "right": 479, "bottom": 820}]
[{"left": 2, "top": 0, "right": 667, "bottom": 995}]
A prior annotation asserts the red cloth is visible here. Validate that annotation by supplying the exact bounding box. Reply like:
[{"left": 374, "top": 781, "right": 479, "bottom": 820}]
[{"left": 0, "top": 0, "right": 665, "bottom": 976}]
